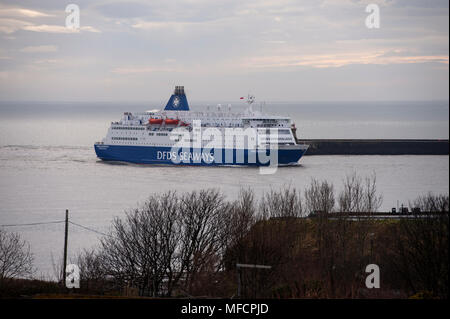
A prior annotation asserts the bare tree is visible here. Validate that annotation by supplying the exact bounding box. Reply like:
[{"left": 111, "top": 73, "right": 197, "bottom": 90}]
[
  {"left": 231, "top": 188, "right": 256, "bottom": 236},
  {"left": 98, "top": 189, "right": 234, "bottom": 297},
  {"left": 303, "top": 178, "right": 336, "bottom": 296},
  {"left": 76, "top": 249, "right": 105, "bottom": 281},
  {"left": 338, "top": 173, "right": 382, "bottom": 213},
  {"left": 178, "top": 189, "right": 230, "bottom": 295},
  {"left": 223, "top": 188, "right": 256, "bottom": 265},
  {"left": 50, "top": 252, "right": 64, "bottom": 283},
  {"left": 304, "top": 179, "right": 335, "bottom": 214},
  {"left": 259, "top": 186, "right": 304, "bottom": 218},
  {"left": 100, "top": 191, "right": 181, "bottom": 296},
  {"left": 325, "top": 173, "right": 383, "bottom": 296},
  {"left": 363, "top": 173, "right": 383, "bottom": 212},
  {"left": 223, "top": 187, "right": 309, "bottom": 297},
  {"left": 156, "top": 192, "right": 183, "bottom": 296},
  {"left": 393, "top": 193, "right": 449, "bottom": 298},
  {"left": 86, "top": 183, "right": 447, "bottom": 299},
  {"left": 409, "top": 192, "right": 449, "bottom": 212},
  {"left": 0, "top": 229, "right": 34, "bottom": 280},
  {"left": 75, "top": 249, "right": 108, "bottom": 293},
  {"left": 303, "top": 176, "right": 378, "bottom": 297}
]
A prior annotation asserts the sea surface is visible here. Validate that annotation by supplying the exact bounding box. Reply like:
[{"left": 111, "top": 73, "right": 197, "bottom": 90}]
[{"left": 0, "top": 100, "right": 448, "bottom": 277}]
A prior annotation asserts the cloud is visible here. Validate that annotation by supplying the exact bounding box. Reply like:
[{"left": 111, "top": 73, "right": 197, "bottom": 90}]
[
  {"left": 33, "top": 58, "right": 63, "bottom": 64},
  {"left": 80, "top": 26, "right": 102, "bottom": 33},
  {"left": 93, "top": 2, "right": 153, "bottom": 19},
  {"left": 20, "top": 45, "right": 58, "bottom": 53},
  {"left": 244, "top": 51, "right": 449, "bottom": 69},
  {"left": 0, "top": 18, "right": 32, "bottom": 33},
  {"left": 0, "top": 21, "right": 93, "bottom": 35},
  {"left": 0, "top": 0, "right": 448, "bottom": 101},
  {"left": 111, "top": 66, "right": 181, "bottom": 74},
  {"left": 0, "top": 71, "right": 10, "bottom": 80},
  {"left": 0, "top": 5, "right": 100, "bottom": 34},
  {"left": 131, "top": 20, "right": 198, "bottom": 31},
  {"left": 263, "top": 40, "right": 286, "bottom": 44},
  {"left": 22, "top": 25, "right": 101, "bottom": 34},
  {"left": 0, "top": 7, "right": 53, "bottom": 18}
]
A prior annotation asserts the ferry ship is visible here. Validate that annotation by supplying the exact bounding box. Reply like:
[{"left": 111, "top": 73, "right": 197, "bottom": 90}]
[{"left": 94, "top": 86, "right": 308, "bottom": 166}]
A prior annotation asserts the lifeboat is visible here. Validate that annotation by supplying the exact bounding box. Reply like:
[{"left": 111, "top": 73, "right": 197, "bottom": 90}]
[
  {"left": 179, "top": 121, "right": 190, "bottom": 127},
  {"left": 164, "top": 118, "right": 180, "bottom": 125},
  {"left": 149, "top": 118, "right": 163, "bottom": 124}
]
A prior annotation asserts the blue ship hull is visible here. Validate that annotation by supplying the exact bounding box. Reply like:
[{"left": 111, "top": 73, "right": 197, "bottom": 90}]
[{"left": 94, "top": 144, "right": 307, "bottom": 166}]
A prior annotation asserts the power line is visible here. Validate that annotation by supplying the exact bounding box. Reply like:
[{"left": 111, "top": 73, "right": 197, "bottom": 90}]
[
  {"left": 68, "top": 221, "right": 111, "bottom": 237},
  {"left": 0, "top": 220, "right": 64, "bottom": 227},
  {"left": 0, "top": 218, "right": 112, "bottom": 237}
]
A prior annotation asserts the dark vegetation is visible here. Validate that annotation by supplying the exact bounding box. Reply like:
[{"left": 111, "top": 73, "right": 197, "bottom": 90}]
[{"left": 1, "top": 174, "right": 448, "bottom": 299}]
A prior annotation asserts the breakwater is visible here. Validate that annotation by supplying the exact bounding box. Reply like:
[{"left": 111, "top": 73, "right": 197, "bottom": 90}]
[{"left": 300, "top": 139, "right": 449, "bottom": 155}]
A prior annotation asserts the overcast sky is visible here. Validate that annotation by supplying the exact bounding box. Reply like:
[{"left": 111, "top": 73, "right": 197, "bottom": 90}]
[{"left": 0, "top": 0, "right": 448, "bottom": 102}]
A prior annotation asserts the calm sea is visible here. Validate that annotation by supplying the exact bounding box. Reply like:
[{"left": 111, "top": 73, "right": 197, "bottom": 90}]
[{"left": 0, "top": 100, "right": 448, "bottom": 277}]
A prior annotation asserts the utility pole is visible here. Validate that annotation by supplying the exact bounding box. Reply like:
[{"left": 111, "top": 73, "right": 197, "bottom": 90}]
[{"left": 62, "top": 209, "right": 69, "bottom": 286}]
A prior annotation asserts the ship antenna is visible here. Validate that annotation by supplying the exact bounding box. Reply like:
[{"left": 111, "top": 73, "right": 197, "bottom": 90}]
[
  {"left": 247, "top": 93, "right": 255, "bottom": 113},
  {"left": 247, "top": 93, "right": 255, "bottom": 105}
]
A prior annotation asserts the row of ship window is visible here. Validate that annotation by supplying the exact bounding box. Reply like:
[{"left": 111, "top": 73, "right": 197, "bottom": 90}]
[
  {"left": 260, "top": 137, "right": 293, "bottom": 141},
  {"left": 111, "top": 137, "right": 138, "bottom": 141},
  {"left": 111, "top": 136, "right": 291, "bottom": 142},
  {"left": 112, "top": 127, "right": 145, "bottom": 130},
  {"left": 111, "top": 126, "right": 290, "bottom": 134},
  {"left": 147, "top": 132, "right": 169, "bottom": 136},
  {"left": 261, "top": 129, "right": 291, "bottom": 134}
]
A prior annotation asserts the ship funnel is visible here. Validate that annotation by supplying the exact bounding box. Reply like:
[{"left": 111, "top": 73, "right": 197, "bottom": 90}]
[{"left": 164, "top": 86, "right": 190, "bottom": 111}]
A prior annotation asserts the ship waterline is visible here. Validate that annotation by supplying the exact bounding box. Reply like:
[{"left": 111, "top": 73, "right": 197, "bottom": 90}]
[{"left": 94, "top": 144, "right": 308, "bottom": 166}]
